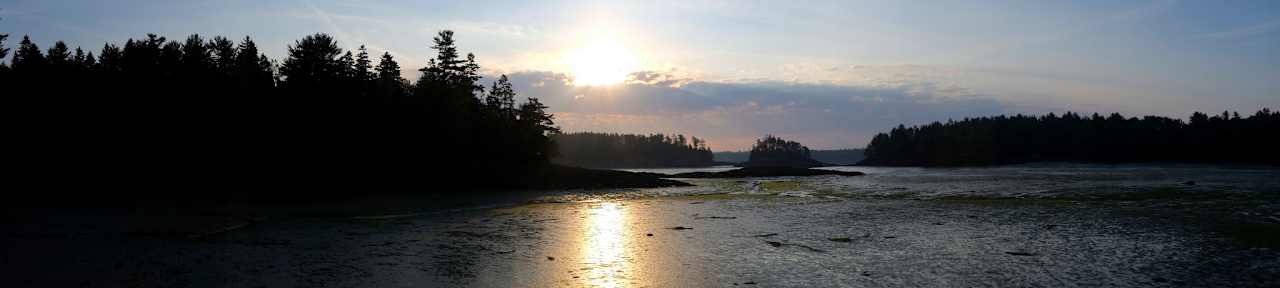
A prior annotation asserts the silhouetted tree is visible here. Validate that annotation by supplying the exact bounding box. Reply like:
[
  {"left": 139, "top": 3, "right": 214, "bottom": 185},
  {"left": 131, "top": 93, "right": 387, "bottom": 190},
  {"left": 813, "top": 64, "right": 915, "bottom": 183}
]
[
  {"left": 745, "top": 135, "right": 823, "bottom": 167},
  {"left": 7, "top": 31, "right": 566, "bottom": 200},
  {"left": 553, "top": 132, "right": 715, "bottom": 168},
  {"left": 860, "top": 110, "right": 1280, "bottom": 166},
  {"left": 0, "top": 34, "right": 9, "bottom": 67},
  {"left": 375, "top": 52, "right": 401, "bottom": 81},
  {"left": 209, "top": 36, "right": 237, "bottom": 79},
  {"left": 45, "top": 41, "right": 71, "bottom": 71},
  {"left": 374, "top": 51, "right": 406, "bottom": 103},
  {"left": 233, "top": 36, "right": 274, "bottom": 90},
  {"left": 12, "top": 36, "right": 45, "bottom": 72},
  {"left": 280, "top": 33, "right": 343, "bottom": 92},
  {"left": 354, "top": 45, "right": 372, "bottom": 82},
  {"left": 97, "top": 43, "right": 122, "bottom": 73}
]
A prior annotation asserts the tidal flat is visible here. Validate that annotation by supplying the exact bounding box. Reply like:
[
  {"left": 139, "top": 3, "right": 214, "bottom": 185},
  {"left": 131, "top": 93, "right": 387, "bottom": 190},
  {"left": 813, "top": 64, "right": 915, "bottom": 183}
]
[{"left": 5, "top": 164, "right": 1279, "bottom": 287}]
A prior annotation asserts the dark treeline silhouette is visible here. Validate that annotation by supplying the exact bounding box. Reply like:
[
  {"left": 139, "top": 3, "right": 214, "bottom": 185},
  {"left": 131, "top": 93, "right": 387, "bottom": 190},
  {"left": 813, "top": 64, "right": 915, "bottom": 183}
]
[
  {"left": 552, "top": 132, "right": 714, "bottom": 168},
  {"left": 809, "top": 149, "right": 865, "bottom": 166},
  {"left": 744, "top": 135, "right": 827, "bottom": 167},
  {"left": 715, "top": 149, "right": 863, "bottom": 165},
  {"left": 3, "top": 31, "right": 560, "bottom": 200},
  {"left": 860, "top": 110, "right": 1280, "bottom": 166}
]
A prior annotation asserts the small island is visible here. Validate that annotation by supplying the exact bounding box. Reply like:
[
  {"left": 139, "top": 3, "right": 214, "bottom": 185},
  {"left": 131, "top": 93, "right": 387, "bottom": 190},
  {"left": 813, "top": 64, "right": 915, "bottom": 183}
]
[
  {"left": 740, "top": 135, "right": 832, "bottom": 168},
  {"left": 668, "top": 166, "right": 863, "bottom": 178},
  {"left": 669, "top": 135, "right": 862, "bottom": 178}
]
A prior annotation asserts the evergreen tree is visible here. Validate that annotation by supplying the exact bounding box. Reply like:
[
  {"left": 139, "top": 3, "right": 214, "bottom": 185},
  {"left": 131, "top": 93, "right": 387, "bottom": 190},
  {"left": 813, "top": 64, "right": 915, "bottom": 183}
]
[
  {"left": 374, "top": 51, "right": 405, "bottom": 103},
  {"left": 11, "top": 36, "right": 45, "bottom": 72},
  {"left": 158, "top": 40, "right": 183, "bottom": 74},
  {"left": 860, "top": 110, "right": 1280, "bottom": 166},
  {"left": 0, "top": 34, "right": 9, "bottom": 67},
  {"left": 5, "top": 31, "right": 569, "bottom": 197},
  {"left": 97, "top": 43, "right": 122, "bottom": 73},
  {"left": 180, "top": 34, "right": 213, "bottom": 76},
  {"left": 209, "top": 36, "right": 237, "bottom": 78},
  {"left": 746, "top": 135, "right": 819, "bottom": 167},
  {"left": 375, "top": 52, "right": 401, "bottom": 81},
  {"left": 552, "top": 132, "right": 716, "bottom": 168},
  {"left": 486, "top": 74, "right": 516, "bottom": 116},
  {"left": 46, "top": 41, "right": 72, "bottom": 69},
  {"left": 354, "top": 45, "right": 372, "bottom": 82},
  {"left": 280, "top": 33, "right": 343, "bottom": 90},
  {"left": 234, "top": 36, "right": 273, "bottom": 90},
  {"left": 519, "top": 97, "right": 558, "bottom": 135}
]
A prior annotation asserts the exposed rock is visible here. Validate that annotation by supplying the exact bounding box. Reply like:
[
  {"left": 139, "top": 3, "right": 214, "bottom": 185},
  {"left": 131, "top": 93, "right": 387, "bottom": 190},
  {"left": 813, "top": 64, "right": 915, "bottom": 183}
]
[{"left": 670, "top": 167, "right": 864, "bottom": 178}]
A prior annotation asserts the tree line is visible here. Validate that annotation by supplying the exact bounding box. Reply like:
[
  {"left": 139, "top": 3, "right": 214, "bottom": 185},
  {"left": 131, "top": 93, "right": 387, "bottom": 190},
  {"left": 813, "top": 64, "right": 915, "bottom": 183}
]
[
  {"left": 1, "top": 31, "right": 560, "bottom": 198},
  {"left": 860, "top": 110, "right": 1280, "bottom": 166},
  {"left": 745, "top": 135, "right": 826, "bottom": 167},
  {"left": 552, "top": 132, "right": 713, "bottom": 168}
]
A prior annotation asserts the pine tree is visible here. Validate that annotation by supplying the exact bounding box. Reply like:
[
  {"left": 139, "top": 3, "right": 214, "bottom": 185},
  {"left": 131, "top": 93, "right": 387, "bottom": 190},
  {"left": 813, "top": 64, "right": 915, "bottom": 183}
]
[
  {"left": 337, "top": 51, "right": 356, "bottom": 81},
  {"left": 488, "top": 74, "right": 517, "bottom": 116},
  {"left": 12, "top": 36, "right": 45, "bottom": 72},
  {"left": 98, "top": 43, "right": 122, "bottom": 73},
  {"left": 354, "top": 45, "right": 372, "bottom": 82},
  {"left": 519, "top": 97, "right": 558, "bottom": 134},
  {"left": 46, "top": 41, "right": 72, "bottom": 69},
  {"left": 374, "top": 51, "right": 405, "bottom": 102},
  {"left": 375, "top": 52, "right": 401, "bottom": 81},
  {"left": 0, "top": 34, "right": 9, "bottom": 66},
  {"left": 180, "top": 34, "right": 213, "bottom": 77},
  {"left": 234, "top": 36, "right": 273, "bottom": 90},
  {"left": 72, "top": 47, "right": 86, "bottom": 70},
  {"left": 419, "top": 30, "right": 480, "bottom": 91},
  {"left": 280, "top": 33, "right": 343, "bottom": 90},
  {"left": 209, "top": 36, "right": 237, "bottom": 78},
  {"left": 157, "top": 40, "right": 182, "bottom": 70}
]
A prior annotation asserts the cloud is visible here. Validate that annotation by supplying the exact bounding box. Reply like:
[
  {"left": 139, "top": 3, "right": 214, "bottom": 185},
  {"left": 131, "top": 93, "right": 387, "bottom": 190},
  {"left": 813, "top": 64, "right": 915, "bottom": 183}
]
[
  {"left": 626, "top": 70, "right": 692, "bottom": 88},
  {"left": 500, "top": 70, "right": 1009, "bottom": 150},
  {"left": 1195, "top": 18, "right": 1280, "bottom": 40},
  {"left": 448, "top": 21, "right": 539, "bottom": 38}
]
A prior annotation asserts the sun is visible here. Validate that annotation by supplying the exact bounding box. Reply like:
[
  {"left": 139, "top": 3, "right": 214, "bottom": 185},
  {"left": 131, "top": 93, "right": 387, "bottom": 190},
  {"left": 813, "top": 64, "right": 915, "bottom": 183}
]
[{"left": 566, "top": 38, "right": 638, "bottom": 86}]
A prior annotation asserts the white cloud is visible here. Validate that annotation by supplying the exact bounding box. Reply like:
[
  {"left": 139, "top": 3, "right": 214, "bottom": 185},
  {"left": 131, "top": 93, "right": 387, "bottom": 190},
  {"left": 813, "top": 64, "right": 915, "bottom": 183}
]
[
  {"left": 500, "top": 70, "right": 1008, "bottom": 150},
  {"left": 1196, "top": 18, "right": 1280, "bottom": 40}
]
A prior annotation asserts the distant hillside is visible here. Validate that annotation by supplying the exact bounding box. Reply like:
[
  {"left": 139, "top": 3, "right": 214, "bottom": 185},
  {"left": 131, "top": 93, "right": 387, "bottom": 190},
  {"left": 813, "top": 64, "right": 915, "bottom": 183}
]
[
  {"left": 713, "top": 151, "right": 750, "bottom": 163},
  {"left": 552, "top": 132, "right": 715, "bottom": 168},
  {"left": 810, "top": 149, "right": 865, "bottom": 165},
  {"left": 716, "top": 149, "right": 863, "bottom": 165}
]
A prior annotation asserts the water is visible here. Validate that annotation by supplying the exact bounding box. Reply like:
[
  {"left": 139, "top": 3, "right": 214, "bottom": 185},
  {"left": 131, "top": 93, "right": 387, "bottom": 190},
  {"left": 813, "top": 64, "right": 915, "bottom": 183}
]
[
  {"left": 623, "top": 164, "right": 1280, "bottom": 199},
  {"left": 7, "top": 164, "right": 1279, "bottom": 287}
]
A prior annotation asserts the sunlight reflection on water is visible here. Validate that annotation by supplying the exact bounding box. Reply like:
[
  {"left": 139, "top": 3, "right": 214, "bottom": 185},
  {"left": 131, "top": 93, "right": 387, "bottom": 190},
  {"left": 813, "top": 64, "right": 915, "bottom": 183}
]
[{"left": 583, "top": 202, "right": 631, "bottom": 287}]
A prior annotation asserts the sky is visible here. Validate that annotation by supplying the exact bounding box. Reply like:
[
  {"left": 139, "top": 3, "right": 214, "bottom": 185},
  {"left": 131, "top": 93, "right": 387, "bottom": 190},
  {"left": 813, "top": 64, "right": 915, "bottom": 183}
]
[{"left": 2, "top": 0, "right": 1278, "bottom": 150}]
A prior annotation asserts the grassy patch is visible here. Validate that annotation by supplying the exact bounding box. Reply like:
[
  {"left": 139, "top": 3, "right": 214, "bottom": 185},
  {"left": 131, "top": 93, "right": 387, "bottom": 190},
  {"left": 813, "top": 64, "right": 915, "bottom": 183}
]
[
  {"left": 1062, "top": 186, "right": 1197, "bottom": 201},
  {"left": 760, "top": 181, "right": 807, "bottom": 192},
  {"left": 667, "top": 193, "right": 770, "bottom": 201},
  {"left": 932, "top": 196, "right": 1074, "bottom": 206}
]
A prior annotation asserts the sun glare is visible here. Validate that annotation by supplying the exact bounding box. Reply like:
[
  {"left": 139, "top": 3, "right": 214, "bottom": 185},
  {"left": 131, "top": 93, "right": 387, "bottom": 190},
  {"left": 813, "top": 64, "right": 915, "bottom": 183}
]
[{"left": 567, "top": 38, "right": 638, "bottom": 86}]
